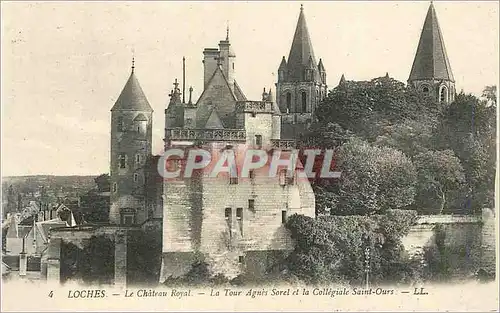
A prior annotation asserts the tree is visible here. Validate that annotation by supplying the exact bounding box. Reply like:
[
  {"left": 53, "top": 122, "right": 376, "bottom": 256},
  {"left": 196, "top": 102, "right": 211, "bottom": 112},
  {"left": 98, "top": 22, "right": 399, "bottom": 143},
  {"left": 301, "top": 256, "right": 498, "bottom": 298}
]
[
  {"left": 316, "top": 76, "right": 441, "bottom": 142},
  {"left": 435, "top": 92, "right": 496, "bottom": 211},
  {"left": 375, "top": 118, "right": 436, "bottom": 158},
  {"left": 283, "top": 210, "right": 418, "bottom": 285},
  {"left": 94, "top": 174, "right": 110, "bottom": 193},
  {"left": 413, "top": 150, "right": 465, "bottom": 214},
  {"left": 298, "top": 122, "right": 353, "bottom": 149},
  {"left": 320, "top": 138, "right": 416, "bottom": 216},
  {"left": 482, "top": 85, "right": 497, "bottom": 105}
]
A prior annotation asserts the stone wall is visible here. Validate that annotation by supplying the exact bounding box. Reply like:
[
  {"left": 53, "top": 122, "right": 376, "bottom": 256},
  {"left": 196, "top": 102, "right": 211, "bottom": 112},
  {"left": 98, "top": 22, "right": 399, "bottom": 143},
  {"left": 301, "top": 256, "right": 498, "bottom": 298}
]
[
  {"left": 402, "top": 210, "right": 496, "bottom": 276},
  {"left": 109, "top": 110, "right": 153, "bottom": 225},
  {"left": 480, "top": 208, "right": 496, "bottom": 273},
  {"left": 160, "top": 141, "right": 316, "bottom": 281},
  {"left": 44, "top": 226, "right": 136, "bottom": 286}
]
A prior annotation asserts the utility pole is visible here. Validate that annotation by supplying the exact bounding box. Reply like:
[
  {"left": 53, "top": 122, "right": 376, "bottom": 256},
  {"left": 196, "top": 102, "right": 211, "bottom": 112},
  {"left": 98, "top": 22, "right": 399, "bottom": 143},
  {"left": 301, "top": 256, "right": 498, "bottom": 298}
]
[{"left": 365, "top": 246, "right": 370, "bottom": 289}]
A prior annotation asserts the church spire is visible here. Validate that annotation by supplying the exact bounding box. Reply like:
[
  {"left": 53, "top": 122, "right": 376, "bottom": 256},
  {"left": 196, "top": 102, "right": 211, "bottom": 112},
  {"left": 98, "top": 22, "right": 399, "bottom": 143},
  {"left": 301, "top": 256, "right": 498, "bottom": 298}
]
[
  {"left": 286, "top": 4, "right": 319, "bottom": 81},
  {"left": 408, "top": 2, "right": 454, "bottom": 83}
]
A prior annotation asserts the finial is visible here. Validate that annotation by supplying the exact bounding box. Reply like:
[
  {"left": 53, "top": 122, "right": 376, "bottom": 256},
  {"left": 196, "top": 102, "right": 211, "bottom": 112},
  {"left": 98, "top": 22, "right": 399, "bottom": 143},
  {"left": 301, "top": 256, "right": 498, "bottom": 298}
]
[
  {"left": 188, "top": 86, "right": 193, "bottom": 104},
  {"left": 182, "top": 57, "right": 186, "bottom": 103},
  {"left": 131, "top": 48, "right": 135, "bottom": 72},
  {"left": 300, "top": 3, "right": 303, "bottom": 10},
  {"left": 173, "top": 78, "right": 179, "bottom": 91},
  {"left": 226, "top": 21, "right": 229, "bottom": 40}
]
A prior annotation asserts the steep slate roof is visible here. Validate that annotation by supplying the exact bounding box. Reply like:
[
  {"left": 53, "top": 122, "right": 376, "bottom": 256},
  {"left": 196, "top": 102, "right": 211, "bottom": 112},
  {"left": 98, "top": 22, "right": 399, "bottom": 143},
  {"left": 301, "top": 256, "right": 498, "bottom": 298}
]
[
  {"left": 195, "top": 66, "right": 237, "bottom": 128},
  {"left": 234, "top": 81, "right": 247, "bottom": 101},
  {"left": 286, "top": 5, "right": 320, "bottom": 82},
  {"left": 111, "top": 70, "right": 153, "bottom": 112},
  {"left": 409, "top": 3, "right": 454, "bottom": 82},
  {"left": 35, "top": 219, "right": 67, "bottom": 244},
  {"left": 204, "top": 107, "right": 224, "bottom": 129}
]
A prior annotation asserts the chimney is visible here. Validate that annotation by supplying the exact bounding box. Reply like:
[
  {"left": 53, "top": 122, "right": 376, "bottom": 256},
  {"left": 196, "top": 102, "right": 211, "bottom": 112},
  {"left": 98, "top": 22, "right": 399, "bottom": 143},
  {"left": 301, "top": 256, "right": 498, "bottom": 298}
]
[
  {"left": 218, "top": 39, "right": 235, "bottom": 92},
  {"left": 203, "top": 48, "right": 219, "bottom": 89},
  {"left": 19, "top": 236, "right": 27, "bottom": 276}
]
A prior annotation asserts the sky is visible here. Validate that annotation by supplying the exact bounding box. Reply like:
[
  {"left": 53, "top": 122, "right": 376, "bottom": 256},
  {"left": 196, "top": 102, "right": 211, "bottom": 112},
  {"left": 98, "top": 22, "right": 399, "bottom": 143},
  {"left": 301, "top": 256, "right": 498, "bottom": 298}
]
[{"left": 1, "top": 1, "right": 498, "bottom": 176}]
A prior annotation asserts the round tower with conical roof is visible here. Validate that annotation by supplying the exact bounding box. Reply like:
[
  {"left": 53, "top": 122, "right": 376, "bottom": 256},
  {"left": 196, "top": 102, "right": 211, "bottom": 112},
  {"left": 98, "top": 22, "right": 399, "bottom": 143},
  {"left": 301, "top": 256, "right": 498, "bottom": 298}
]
[{"left": 109, "top": 60, "right": 154, "bottom": 225}]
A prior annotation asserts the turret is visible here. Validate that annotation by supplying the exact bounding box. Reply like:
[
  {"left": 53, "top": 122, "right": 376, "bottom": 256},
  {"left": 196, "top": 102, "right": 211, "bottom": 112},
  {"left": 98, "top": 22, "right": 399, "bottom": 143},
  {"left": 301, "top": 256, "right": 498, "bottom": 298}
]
[
  {"left": 165, "top": 79, "right": 184, "bottom": 129},
  {"left": 278, "top": 56, "right": 287, "bottom": 82},
  {"left": 109, "top": 59, "right": 153, "bottom": 225},
  {"left": 318, "top": 58, "right": 326, "bottom": 84}
]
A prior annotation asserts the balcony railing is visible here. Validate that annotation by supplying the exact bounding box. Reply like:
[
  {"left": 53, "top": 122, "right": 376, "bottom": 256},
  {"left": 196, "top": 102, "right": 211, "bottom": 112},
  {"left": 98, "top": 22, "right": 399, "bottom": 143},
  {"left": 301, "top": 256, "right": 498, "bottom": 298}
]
[
  {"left": 166, "top": 128, "right": 247, "bottom": 142},
  {"left": 270, "top": 139, "right": 296, "bottom": 150},
  {"left": 236, "top": 101, "right": 273, "bottom": 113}
]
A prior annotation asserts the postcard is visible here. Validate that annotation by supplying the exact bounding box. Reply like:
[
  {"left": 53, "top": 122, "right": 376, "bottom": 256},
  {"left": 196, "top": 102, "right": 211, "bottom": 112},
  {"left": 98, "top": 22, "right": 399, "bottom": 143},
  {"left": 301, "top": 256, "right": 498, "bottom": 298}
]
[{"left": 1, "top": 1, "right": 498, "bottom": 311}]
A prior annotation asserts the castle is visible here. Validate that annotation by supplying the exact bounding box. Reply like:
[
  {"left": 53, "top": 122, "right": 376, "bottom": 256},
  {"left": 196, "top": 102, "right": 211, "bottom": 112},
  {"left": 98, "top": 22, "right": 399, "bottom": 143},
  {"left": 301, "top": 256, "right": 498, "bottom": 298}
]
[{"left": 44, "top": 3, "right": 462, "bottom": 285}]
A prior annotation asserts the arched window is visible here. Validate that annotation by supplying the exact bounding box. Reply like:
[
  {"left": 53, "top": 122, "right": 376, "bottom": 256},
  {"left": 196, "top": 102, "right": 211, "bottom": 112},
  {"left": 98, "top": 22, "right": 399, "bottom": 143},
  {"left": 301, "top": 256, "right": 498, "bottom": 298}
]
[
  {"left": 420, "top": 84, "right": 430, "bottom": 95},
  {"left": 286, "top": 93, "right": 292, "bottom": 113},
  {"left": 440, "top": 86, "right": 448, "bottom": 103},
  {"left": 301, "top": 92, "right": 307, "bottom": 112}
]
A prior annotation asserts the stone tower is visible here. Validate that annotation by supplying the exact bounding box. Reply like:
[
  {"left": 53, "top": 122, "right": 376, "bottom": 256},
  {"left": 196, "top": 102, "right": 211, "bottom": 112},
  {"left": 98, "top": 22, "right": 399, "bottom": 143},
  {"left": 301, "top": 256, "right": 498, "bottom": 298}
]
[
  {"left": 408, "top": 2, "right": 455, "bottom": 104},
  {"left": 109, "top": 60, "right": 153, "bottom": 225},
  {"left": 276, "top": 4, "right": 327, "bottom": 139}
]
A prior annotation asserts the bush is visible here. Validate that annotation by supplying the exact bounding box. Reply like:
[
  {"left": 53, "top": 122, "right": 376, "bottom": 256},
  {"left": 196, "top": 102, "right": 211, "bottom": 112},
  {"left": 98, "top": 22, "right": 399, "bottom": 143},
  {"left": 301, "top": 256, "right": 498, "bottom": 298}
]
[
  {"left": 163, "top": 260, "right": 231, "bottom": 287},
  {"left": 282, "top": 211, "right": 420, "bottom": 285}
]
